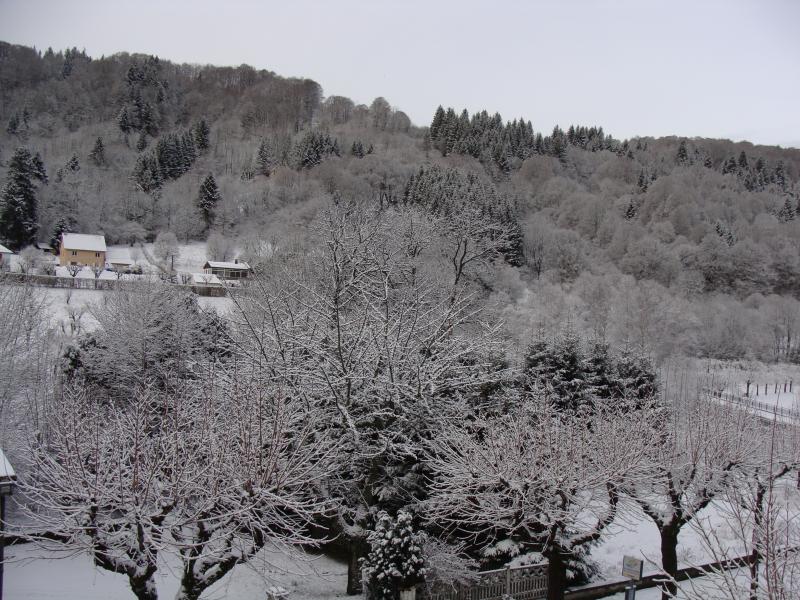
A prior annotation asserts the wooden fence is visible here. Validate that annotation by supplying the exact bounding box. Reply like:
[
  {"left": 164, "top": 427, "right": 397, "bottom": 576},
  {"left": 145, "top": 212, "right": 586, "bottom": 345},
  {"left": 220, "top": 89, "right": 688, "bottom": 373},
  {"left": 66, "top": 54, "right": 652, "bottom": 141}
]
[
  {"left": 1, "top": 272, "right": 227, "bottom": 297},
  {"left": 706, "top": 388, "right": 800, "bottom": 421},
  {"left": 423, "top": 564, "right": 548, "bottom": 600}
]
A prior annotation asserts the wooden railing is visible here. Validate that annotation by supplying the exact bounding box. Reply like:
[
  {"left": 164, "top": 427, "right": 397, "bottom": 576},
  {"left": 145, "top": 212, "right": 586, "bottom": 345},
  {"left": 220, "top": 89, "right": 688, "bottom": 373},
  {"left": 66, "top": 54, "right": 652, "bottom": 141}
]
[
  {"left": 423, "top": 563, "right": 548, "bottom": 600},
  {"left": 705, "top": 387, "right": 800, "bottom": 421}
]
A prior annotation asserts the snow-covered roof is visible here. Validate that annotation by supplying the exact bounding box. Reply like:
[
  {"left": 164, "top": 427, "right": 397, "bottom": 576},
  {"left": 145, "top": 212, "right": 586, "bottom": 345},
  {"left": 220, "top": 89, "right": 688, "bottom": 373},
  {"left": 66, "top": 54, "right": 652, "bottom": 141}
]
[
  {"left": 204, "top": 260, "right": 250, "bottom": 270},
  {"left": 106, "top": 247, "right": 131, "bottom": 261},
  {"left": 0, "top": 447, "right": 16, "bottom": 481},
  {"left": 108, "top": 258, "right": 135, "bottom": 267},
  {"left": 191, "top": 273, "right": 223, "bottom": 286},
  {"left": 0, "top": 243, "right": 12, "bottom": 254},
  {"left": 61, "top": 233, "right": 107, "bottom": 252},
  {"left": 35, "top": 241, "right": 53, "bottom": 250}
]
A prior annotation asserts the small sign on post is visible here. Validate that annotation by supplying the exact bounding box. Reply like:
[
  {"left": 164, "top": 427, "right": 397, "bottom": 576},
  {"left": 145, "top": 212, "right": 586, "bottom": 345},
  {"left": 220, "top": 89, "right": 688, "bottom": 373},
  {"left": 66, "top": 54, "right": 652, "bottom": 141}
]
[
  {"left": 622, "top": 555, "right": 643, "bottom": 580},
  {"left": 621, "top": 555, "right": 643, "bottom": 600}
]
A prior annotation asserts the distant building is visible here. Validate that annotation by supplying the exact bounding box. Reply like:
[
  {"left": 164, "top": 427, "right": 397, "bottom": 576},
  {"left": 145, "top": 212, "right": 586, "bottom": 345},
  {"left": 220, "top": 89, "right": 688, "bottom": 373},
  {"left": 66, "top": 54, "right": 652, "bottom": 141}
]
[
  {"left": 0, "top": 243, "right": 12, "bottom": 270},
  {"left": 106, "top": 247, "right": 135, "bottom": 272},
  {"left": 191, "top": 272, "right": 223, "bottom": 287},
  {"left": 35, "top": 241, "right": 55, "bottom": 254},
  {"left": 59, "top": 233, "right": 107, "bottom": 268},
  {"left": 202, "top": 259, "right": 251, "bottom": 279}
]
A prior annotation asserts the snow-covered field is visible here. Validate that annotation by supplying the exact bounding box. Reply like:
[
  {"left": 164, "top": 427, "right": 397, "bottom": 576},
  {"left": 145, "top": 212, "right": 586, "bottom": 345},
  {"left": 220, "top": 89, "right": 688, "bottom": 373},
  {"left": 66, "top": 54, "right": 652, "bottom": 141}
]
[{"left": 5, "top": 542, "right": 347, "bottom": 600}]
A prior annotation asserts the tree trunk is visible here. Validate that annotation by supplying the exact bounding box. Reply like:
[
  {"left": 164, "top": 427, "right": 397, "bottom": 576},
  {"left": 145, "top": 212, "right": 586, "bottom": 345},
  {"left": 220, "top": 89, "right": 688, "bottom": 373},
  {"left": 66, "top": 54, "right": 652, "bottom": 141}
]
[
  {"left": 130, "top": 576, "right": 159, "bottom": 600},
  {"left": 546, "top": 549, "right": 567, "bottom": 600},
  {"left": 346, "top": 540, "right": 367, "bottom": 595},
  {"left": 659, "top": 526, "right": 679, "bottom": 600}
]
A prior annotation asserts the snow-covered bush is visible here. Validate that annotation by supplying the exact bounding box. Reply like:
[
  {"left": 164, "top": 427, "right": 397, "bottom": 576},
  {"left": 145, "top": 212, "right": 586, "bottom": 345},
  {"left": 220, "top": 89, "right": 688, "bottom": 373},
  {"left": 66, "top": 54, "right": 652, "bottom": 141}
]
[{"left": 364, "top": 511, "right": 426, "bottom": 600}]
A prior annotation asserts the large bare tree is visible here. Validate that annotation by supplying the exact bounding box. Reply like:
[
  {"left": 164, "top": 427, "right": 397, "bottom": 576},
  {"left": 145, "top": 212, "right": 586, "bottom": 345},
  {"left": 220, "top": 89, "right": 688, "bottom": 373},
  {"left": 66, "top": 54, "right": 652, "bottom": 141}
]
[{"left": 230, "top": 199, "right": 505, "bottom": 593}]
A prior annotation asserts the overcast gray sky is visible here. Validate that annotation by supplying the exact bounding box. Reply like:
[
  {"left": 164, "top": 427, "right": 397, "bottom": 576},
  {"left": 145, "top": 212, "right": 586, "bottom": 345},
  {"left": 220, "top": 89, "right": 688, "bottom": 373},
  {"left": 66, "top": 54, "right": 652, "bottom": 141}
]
[{"left": 1, "top": 0, "right": 798, "bottom": 147}]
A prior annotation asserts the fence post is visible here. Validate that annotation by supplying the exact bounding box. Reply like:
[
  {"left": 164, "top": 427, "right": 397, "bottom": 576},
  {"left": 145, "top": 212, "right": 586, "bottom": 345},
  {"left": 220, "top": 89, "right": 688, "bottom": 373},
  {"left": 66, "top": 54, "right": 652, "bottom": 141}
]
[
  {"left": 785, "top": 381, "right": 788, "bottom": 393},
  {"left": 746, "top": 380, "right": 751, "bottom": 396},
  {"left": 505, "top": 565, "right": 511, "bottom": 598}
]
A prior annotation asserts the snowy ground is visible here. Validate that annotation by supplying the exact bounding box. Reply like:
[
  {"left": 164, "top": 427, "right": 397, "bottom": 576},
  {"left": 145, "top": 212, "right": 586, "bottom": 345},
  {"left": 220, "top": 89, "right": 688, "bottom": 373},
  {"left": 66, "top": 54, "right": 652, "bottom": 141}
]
[{"left": 5, "top": 542, "right": 347, "bottom": 600}]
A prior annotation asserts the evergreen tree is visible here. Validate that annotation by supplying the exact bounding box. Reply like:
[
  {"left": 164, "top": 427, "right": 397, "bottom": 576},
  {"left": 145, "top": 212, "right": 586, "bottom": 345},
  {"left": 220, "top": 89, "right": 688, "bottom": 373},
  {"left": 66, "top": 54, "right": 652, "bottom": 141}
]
[
  {"left": 584, "top": 342, "right": 615, "bottom": 399},
  {"left": 136, "top": 132, "right": 148, "bottom": 152},
  {"left": 737, "top": 150, "right": 749, "bottom": 171},
  {"left": 624, "top": 199, "right": 638, "bottom": 220},
  {"left": 637, "top": 170, "right": 648, "bottom": 193},
  {"left": 117, "top": 106, "right": 131, "bottom": 135},
  {"left": 6, "top": 113, "right": 19, "bottom": 136},
  {"left": 364, "top": 511, "right": 426, "bottom": 600},
  {"left": 614, "top": 350, "right": 658, "bottom": 402},
  {"left": 777, "top": 196, "right": 796, "bottom": 223},
  {"left": 0, "top": 148, "right": 46, "bottom": 250},
  {"left": 721, "top": 156, "right": 738, "bottom": 175},
  {"left": 774, "top": 162, "right": 786, "bottom": 189},
  {"left": 89, "top": 137, "right": 106, "bottom": 166},
  {"left": 675, "top": 140, "right": 689, "bottom": 165},
  {"left": 256, "top": 138, "right": 276, "bottom": 176},
  {"left": 193, "top": 119, "right": 210, "bottom": 152},
  {"left": 429, "top": 105, "right": 446, "bottom": 140},
  {"left": 50, "top": 216, "right": 76, "bottom": 253},
  {"left": 350, "top": 140, "right": 365, "bottom": 158},
  {"left": 197, "top": 173, "right": 220, "bottom": 229},
  {"left": 524, "top": 333, "right": 588, "bottom": 411}
]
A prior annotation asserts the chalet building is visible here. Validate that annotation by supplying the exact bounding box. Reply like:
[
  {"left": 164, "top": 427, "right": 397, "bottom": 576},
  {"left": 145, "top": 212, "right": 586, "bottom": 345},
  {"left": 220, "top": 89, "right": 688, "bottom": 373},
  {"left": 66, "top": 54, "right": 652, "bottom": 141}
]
[
  {"left": 202, "top": 259, "right": 251, "bottom": 279},
  {"left": 59, "top": 233, "right": 107, "bottom": 268}
]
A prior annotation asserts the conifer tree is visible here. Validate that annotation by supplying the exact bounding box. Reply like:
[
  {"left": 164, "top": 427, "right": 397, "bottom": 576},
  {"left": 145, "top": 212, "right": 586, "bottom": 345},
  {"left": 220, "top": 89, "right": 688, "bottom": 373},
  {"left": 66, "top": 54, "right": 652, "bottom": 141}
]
[
  {"left": 675, "top": 140, "right": 689, "bottom": 165},
  {"left": 429, "top": 105, "right": 446, "bottom": 140},
  {"left": 738, "top": 150, "right": 749, "bottom": 171},
  {"left": 117, "top": 106, "right": 131, "bottom": 135},
  {"left": 363, "top": 511, "right": 426, "bottom": 600},
  {"left": 136, "top": 132, "right": 148, "bottom": 152},
  {"left": 89, "top": 137, "right": 106, "bottom": 166},
  {"left": 196, "top": 173, "right": 220, "bottom": 230},
  {"left": 625, "top": 200, "right": 638, "bottom": 220},
  {"left": 0, "top": 148, "right": 47, "bottom": 250},
  {"left": 584, "top": 342, "right": 615, "bottom": 400},
  {"left": 777, "top": 196, "right": 796, "bottom": 223},
  {"left": 193, "top": 119, "right": 210, "bottom": 152},
  {"left": 256, "top": 138, "right": 276, "bottom": 175},
  {"left": 637, "top": 170, "right": 648, "bottom": 193}
]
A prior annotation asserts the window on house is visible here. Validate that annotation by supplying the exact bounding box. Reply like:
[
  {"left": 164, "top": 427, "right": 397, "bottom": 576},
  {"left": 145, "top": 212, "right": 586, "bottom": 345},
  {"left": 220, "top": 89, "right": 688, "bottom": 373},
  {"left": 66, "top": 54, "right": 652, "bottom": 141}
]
[
  {"left": 95, "top": 252, "right": 101, "bottom": 257},
  {"left": 71, "top": 250, "right": 77, "bottom": 256}
]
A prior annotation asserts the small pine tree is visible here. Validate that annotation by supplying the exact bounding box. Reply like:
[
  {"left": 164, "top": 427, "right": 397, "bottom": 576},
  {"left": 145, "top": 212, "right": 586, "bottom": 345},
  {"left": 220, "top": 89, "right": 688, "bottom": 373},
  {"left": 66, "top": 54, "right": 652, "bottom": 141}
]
[
  {"left": 194, "top": 119, "right": 210, "bottom": 152},
  {"left": 197, "top": 173, "right": 220, "bottom": 230},
  {"left": 637, "top": 170, "right": 648, "bottom": 193},
  {"left": 624, "top": 200, "right": 638, "bottom": 220},
  {"left": 256, "top": 138, "right": 276, "bottom": 176},
  {"left": 117, "top": 106, "right": 131, "bottom": 135},
  {"left": 738, "top": 150, "right": 749, "bottom": 171},
  {"left": 89, "top": 137, "right": 106, "bottom": 166},
  {"left": 777, "top": 196, "right": 796, "bottom": 223},
  {"left": 675, "top": 140, "right": 689, "bottom": 165},
  {"left": 136, "top": 132, "right": 148, "bottom": 152},
  {"left": 364, "top": 511, "right": 426, "bottom": 600}
]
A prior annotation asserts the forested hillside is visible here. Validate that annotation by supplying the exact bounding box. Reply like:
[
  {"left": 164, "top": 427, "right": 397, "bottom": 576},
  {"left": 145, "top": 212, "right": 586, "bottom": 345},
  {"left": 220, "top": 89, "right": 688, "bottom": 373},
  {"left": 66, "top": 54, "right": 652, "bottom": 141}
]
[{"left": 2, "top": 40, "right": 800, "bottom": 362}]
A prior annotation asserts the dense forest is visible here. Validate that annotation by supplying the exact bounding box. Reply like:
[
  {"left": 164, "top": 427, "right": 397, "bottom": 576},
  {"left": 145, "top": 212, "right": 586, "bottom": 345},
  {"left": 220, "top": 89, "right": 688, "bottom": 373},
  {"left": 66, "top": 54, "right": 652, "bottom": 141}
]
[{"left": 1, "top": 40, "right": 800, "bottom": 363}]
